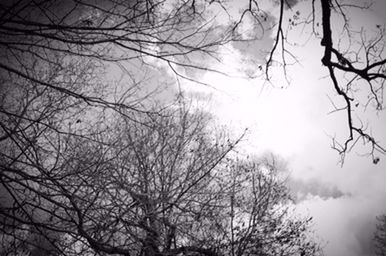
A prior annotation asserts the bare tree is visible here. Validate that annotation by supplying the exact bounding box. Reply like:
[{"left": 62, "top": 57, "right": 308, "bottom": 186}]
[
  {"left": 222, "top": 156, "right": 322, "bottom": 256},
  {"left": 0, "top": 100, "right": 322, "bottom": 255},
  {"left": 0, "top": 98, "right": 240, "bottom": 255},
  {"left": 317, "top": 0, "right": 386, "bottom": 162}
]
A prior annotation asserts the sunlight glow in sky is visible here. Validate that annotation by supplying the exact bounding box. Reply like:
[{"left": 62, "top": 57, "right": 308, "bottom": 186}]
[{"left": 176, "top": 1, "right": 386, "bottom": 255}]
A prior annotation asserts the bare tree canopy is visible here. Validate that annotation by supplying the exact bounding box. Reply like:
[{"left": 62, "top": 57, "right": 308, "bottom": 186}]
[
  {"left": 1, "top": 0, "right": 385, "bottom": 255},
  {"left": 0, "top": 101, "right": 322, "bottom": 255}
]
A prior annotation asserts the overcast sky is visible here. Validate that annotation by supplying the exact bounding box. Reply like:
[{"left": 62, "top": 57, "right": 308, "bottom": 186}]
[{"left": 174, "top": 0, "right": 386, "bottom": 255}]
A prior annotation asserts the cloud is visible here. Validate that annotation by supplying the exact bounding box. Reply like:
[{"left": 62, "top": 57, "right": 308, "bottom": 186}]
[
  {"left": 284, "top": 0, "right": 301, "bottom": 9},
  {"left": 288, "top": 178, "right": 345, "bottom": 202},
  {"left": 272, "top": 0, "right": 302, "bottom": 9},
  {"left": 231, "top": 12, "right": 276, "bottom": 68}
]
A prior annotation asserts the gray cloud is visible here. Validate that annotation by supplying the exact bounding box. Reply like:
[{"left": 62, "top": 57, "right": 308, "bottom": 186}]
[
  {"left": 284, "top": 0, "right": 301, "bottom": 9},
  {"left": 231, "top": 12, "right": 276, "bottom": 64},
  {"left": 288, "top": 177, "right": 345, "bottom": 202},
  {"left": 273, "top": 0, "right": 301, "bottom": 9},
  {"left": 184, "top": 91, "right": 212, "bottom": 102}
]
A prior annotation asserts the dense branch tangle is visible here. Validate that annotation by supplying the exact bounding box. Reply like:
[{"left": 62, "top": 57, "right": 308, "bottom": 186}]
[
  {"left": 0, "top": 0, "right": 229, "bottom": 120},
  {"left": 0, "top": 103, "right": 321, "bottom": 255},
  {"left": 0, "top": 1, "right": 230, "bottom": 255}
]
